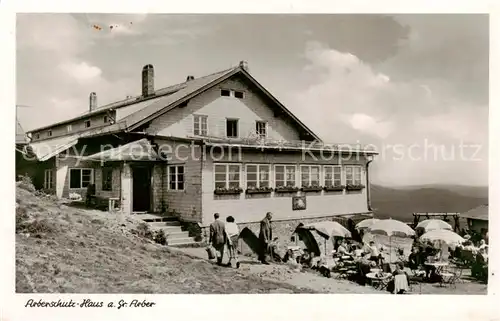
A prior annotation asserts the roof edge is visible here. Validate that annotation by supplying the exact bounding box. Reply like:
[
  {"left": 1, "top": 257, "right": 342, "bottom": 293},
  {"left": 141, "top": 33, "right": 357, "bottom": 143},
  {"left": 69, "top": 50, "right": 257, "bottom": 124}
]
[{"left": 126, "top": 66, "right": 323, "bottom": 142}]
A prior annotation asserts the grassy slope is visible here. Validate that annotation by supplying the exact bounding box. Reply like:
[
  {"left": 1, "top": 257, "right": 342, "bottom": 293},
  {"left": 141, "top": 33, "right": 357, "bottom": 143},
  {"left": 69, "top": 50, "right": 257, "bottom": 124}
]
[
  {"left": 371, "top": 184, "right": 488, "bottom": 221},
  {"left": 15, "top": 185, "right": 312, "bottom": 294}
]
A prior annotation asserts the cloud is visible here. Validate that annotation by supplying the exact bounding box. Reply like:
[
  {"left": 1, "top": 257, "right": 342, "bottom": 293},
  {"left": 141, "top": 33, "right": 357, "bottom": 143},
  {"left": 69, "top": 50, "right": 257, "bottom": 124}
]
[
  {"left": 17, "top": 14, "right": 92, "bottom": 57},
  {"left": 285, "top": 41, "right": 487, "bottom": 186},
  {"left": 343, "top": 113, "right": 394, "bottom": 139},
  {"left": 58, "top": 62, "right": 103, "bottom": 82}
]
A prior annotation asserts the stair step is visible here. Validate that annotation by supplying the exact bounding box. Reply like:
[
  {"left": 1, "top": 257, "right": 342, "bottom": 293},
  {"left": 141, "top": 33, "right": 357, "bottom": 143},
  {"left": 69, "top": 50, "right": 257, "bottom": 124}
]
[
  {"left": 166, "top": 231, "right": 190, "bottom": 238},
  {"left": 148, "top": 221, "right": 181, "bottom": 228},
  {"left": 140, "top": 215, "right": 178, "bottom": 223},
  {"left": 167, "top": 237, "right": 196, "bottom": 245},
  {"left": 150, "top": 225, "right": 183, "bottom": 233}
]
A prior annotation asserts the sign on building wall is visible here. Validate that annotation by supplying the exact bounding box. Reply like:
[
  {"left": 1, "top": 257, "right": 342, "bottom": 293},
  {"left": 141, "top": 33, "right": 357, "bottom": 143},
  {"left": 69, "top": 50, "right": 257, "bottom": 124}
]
[{"left": 292, "top": 196, "right": 306, "bottom": 211}]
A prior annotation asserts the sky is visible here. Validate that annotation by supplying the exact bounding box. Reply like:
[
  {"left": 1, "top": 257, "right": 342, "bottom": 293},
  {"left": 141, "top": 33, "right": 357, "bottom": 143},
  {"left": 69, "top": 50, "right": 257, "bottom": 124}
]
[{"left": 16, "top": 14, "right": 489, "bottom": 187}]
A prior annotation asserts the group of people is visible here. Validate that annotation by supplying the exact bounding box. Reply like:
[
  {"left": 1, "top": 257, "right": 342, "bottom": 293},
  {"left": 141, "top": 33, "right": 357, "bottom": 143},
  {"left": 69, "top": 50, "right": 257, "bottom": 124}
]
[
  {"left": 208, "top": 213, "right": 241, "bottom": 268},
  {"left": 335, "top": 239, "right": 385, "bottom": 265},
  {"left": 208, "top": 212, "right": 275, "bottom": 267}
]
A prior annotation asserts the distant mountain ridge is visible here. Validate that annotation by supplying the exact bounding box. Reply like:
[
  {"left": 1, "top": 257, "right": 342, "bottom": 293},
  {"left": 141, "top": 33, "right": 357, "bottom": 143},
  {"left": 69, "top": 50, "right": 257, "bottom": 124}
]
[{"left": 370, "top": 184, "right": 488, "bottom": 222}]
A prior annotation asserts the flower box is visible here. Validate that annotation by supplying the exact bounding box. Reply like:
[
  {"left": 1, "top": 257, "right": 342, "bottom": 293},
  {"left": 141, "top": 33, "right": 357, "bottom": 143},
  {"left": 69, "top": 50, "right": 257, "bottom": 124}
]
[
  {"left": 246, "top": 187, "right": 273, "bottom": 194},
  {"left": 346, "top": 184, "right": 365, "bottom": 191},
  {"left": 301, "top": 186, "right": 323, "bottom": 192},
  {"left": 324, "top": 185, "right": 345, "bottom": 192},
  {"left": 274, "top": 186, "right": 300, "bottom": 193},
  {"left": 214, "top": 187, "right": 243, "bottom": 195}
]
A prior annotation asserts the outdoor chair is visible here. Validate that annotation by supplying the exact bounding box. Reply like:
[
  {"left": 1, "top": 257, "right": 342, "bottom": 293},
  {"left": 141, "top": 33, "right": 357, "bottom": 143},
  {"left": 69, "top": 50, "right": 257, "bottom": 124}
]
[
  {"left": 461, "top": 250, "right": 475, "bottom": 267},
  {"left": 439, "top": 265, "right": 462, "bottom": 288},
  {"left": 407, "top": 267, "right": 425, "bottom": 293}
]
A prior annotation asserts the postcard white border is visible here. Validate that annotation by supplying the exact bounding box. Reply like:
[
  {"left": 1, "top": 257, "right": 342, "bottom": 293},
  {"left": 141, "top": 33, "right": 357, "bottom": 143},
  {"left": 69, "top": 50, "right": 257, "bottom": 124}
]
[{"left": 1, "top": 1, "right": 498, "bottom": 321}]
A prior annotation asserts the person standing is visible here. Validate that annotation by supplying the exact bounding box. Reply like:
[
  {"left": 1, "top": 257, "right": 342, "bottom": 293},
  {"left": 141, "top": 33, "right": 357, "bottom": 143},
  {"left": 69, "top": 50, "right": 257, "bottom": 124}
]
[
  {"left": 258, "top": 212, "right": 273, "bottom": 264},
  {"left": 225, "top": 216, "right": 240, "bottom": 268},
  {"left": 209, "top": 213, "right": 226, "bottom": 266}
]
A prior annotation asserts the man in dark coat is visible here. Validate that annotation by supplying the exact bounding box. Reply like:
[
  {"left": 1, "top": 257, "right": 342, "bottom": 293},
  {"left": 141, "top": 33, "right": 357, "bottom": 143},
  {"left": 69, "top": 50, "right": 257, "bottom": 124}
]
[
  {"left": 258, "top": 212, "right": 273, "bottom": 264},
  {"left": 209, "top": 213, "right": 226, "bottom": 266}
]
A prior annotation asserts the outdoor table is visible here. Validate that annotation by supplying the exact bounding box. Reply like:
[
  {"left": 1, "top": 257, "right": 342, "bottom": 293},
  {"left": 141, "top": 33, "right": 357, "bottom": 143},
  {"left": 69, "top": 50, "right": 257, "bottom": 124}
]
[
  {"left": 424, "top": 261, "right": 449, "bottom": 276},
  {"left": 366, "top": 272, "right": 392, "bottom": 290}
]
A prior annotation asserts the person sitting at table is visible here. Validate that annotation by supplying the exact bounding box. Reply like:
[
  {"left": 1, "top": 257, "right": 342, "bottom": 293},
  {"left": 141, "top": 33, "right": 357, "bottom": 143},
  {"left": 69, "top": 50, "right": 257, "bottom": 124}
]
[
  {"left": 299, "top": 249, "right": 313, "bottom": 268},
  {"left": 423, "top": 249, "right": 437, "bottom": 280},
  {"left": 478, "top": 247, "right": 488, "bottom": 263},
  {"left": 368, "top": 241, "right": 382, "bottom": 265},
  {"left": 471, "top": 248, "right": 487, "bottom": 281},
  {"left": 479, "top": 239, "right": 487, "bottom": 251},
  {"left": 408, "top": 247, "right": 421, "bottom": 270},
  {"left": 355, "top": 253, "right": 376, "bottom": 285},
  {"left": 337, "top": 240, "right": 352, "bottom": 257},
  {"left": 390, "top": 262, "right": 409, "bottom": 294},
  {"left": 353, "top": 244, "right": 364, "bottom": 258}
]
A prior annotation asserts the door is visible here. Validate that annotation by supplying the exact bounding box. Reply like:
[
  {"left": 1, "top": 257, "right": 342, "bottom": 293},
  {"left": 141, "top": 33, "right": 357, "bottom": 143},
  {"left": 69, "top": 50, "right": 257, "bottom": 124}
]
[{"left": 132, "top": 166, "right": 151, "bottom": 212}]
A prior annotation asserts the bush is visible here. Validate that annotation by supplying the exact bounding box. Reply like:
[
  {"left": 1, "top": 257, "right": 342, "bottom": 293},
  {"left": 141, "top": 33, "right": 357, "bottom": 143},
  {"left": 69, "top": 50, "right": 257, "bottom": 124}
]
[
  {"left": 153, "top": 230, "right": 167, "bottom": 245},
  {"left": 17, "top": 218, "right": 55, "bottom": 236},
  {"left": 17, "top": 176, "right": 35, "bottom": 193},
  {"left": 16, "top": 206, "right": 29, "bottom": 233},
  {"left": 133, "top": 222, "right": 153, "bottom": 240}
]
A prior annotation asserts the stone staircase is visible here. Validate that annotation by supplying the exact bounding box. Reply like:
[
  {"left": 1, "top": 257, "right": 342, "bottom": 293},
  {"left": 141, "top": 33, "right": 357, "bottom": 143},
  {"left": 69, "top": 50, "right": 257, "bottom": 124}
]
[{"left": 140, "top": 214, "right": 201, "bottom": 247}]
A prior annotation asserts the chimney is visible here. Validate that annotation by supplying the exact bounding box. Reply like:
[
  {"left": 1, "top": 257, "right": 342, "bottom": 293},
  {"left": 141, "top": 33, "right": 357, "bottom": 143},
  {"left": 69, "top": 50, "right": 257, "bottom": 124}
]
[
  {"left": 239, "top": 60, "right": 249, "bottom": 72},
  {"left": 142, "top": 64, "right": 154, "bottom": 97},
  {"left": 186, "top": 75, "right": 195, "bottom": 82},
  {"left": 89, "top": 92, "right": 97, "bottom": 111}
]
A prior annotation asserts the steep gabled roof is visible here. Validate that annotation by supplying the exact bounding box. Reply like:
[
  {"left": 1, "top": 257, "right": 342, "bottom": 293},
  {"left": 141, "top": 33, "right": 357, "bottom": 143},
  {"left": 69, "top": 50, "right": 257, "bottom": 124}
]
[
  {"left": 123, "top": 66, "right": 322, "bottom": 141},
  {"left": 27, "top": 62, "right": 322, "bottom": 142},
  {"left": 461, "top": 204, "right": 488, "bottom": 221}
]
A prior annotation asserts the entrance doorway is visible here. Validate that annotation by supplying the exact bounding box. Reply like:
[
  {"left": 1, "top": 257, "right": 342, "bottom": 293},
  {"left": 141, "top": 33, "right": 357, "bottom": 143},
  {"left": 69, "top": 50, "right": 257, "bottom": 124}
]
[{"left": 132, "top": 166, "right": 151, "bottom": 212}]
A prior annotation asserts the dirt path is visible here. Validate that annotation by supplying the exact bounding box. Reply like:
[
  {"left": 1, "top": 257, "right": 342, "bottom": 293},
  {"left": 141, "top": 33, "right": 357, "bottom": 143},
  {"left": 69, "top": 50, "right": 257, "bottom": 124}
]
[
  {"left": 177, "top": 247, "right": 380, "bottom": 294},
  {"left": 178, "top": 247, "right": 487, "bottom": 295}
]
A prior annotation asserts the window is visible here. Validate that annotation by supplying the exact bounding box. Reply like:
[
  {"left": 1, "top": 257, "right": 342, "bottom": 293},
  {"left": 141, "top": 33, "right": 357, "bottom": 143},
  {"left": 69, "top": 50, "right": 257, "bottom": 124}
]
[
  {"left": 102, "top": 167, "right": 113, "bottom": 191},
  {"left": 256, "top": 121, "right": 267, "bottom": 138},
  {"left": 67, "top": 124, "right": 72, "bottom": 132},
  {"left": 220, "top": 89, "right": 231, "bottom": 97},
  {"left": 35, "top": 133, "right": 40, "bottom": 139},
  {"left": 275, "top": 165, "right": 296, "bottom": 187},
  {"left": 69, "top": 168, "right": 94, "bottom": 189},
  {"left": 193, "top": 115, "right": 208, "bottom": 136},
  {"left": 345, "top": 165, "right": 362, "bottom": 185},
  {"left": 301, "top": 165, "right": 320, "bottom": 187},
  {"left": 104, "top": 116, "right": 108, "bottom": 123},
  {"left": 234, "top": 91, "right": 244, "bottom": 99},
  {"left": 246, "top": 164, "right": 270, "bottom": 188},
  {"left": 44, "top": 169, "right": 54, "bottom": 189},
  {"left": 226, "top": 119, "right": 239, "bottom": 138},
  {"left": 324, "top": 166, "right": 342, "bottom": 186},
  {"left": 84, "top": 120, "right": 91, "bottom": 128},
  {"left": 214, "top": 164, "right": 241, "bottom": 189},
  {"left": 48, "top": 130, "right": 52, "bottom": 137},
  {"left": 168, "top": 165, "right": 185, "bottom": 190}
]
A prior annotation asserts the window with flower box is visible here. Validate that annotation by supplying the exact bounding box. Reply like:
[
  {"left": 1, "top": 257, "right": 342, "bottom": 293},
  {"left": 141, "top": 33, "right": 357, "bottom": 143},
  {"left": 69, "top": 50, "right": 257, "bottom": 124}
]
[
  {"left": 345, "top": 165, "right": 364, "bottom": 190},
  {"left": 274, "top": 165, "right": 298, "bottom": 192},
  {"left": 214, "top": 164, "right": 242, "bottom": 194},
  {"left": 300, "top": 165, "right": 322, "bottom": 191},
  {"left": 324, "top": 165, "right": 343, "bottom": 191},
  {"left": 246, "top": 164, "right": 272, "bottom": 193}
]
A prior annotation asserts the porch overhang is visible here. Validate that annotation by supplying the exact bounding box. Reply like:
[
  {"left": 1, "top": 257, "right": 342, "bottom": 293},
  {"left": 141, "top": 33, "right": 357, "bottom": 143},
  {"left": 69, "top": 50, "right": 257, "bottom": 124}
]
[
  {"left": 80, "top": 138, "right": 160, "bottom": 162},
  {"left": 203, "top": 140, "right": 378, "bottom": 155},
  {"left": 28, "top": 135, "right": 79, "bottom": 161}
]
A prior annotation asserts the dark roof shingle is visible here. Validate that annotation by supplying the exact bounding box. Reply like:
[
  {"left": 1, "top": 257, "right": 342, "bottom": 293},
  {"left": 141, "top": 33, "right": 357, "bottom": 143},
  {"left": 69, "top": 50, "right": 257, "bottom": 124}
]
[{"left": 461, "top": 204, "right": 488, "bottom": 221}]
